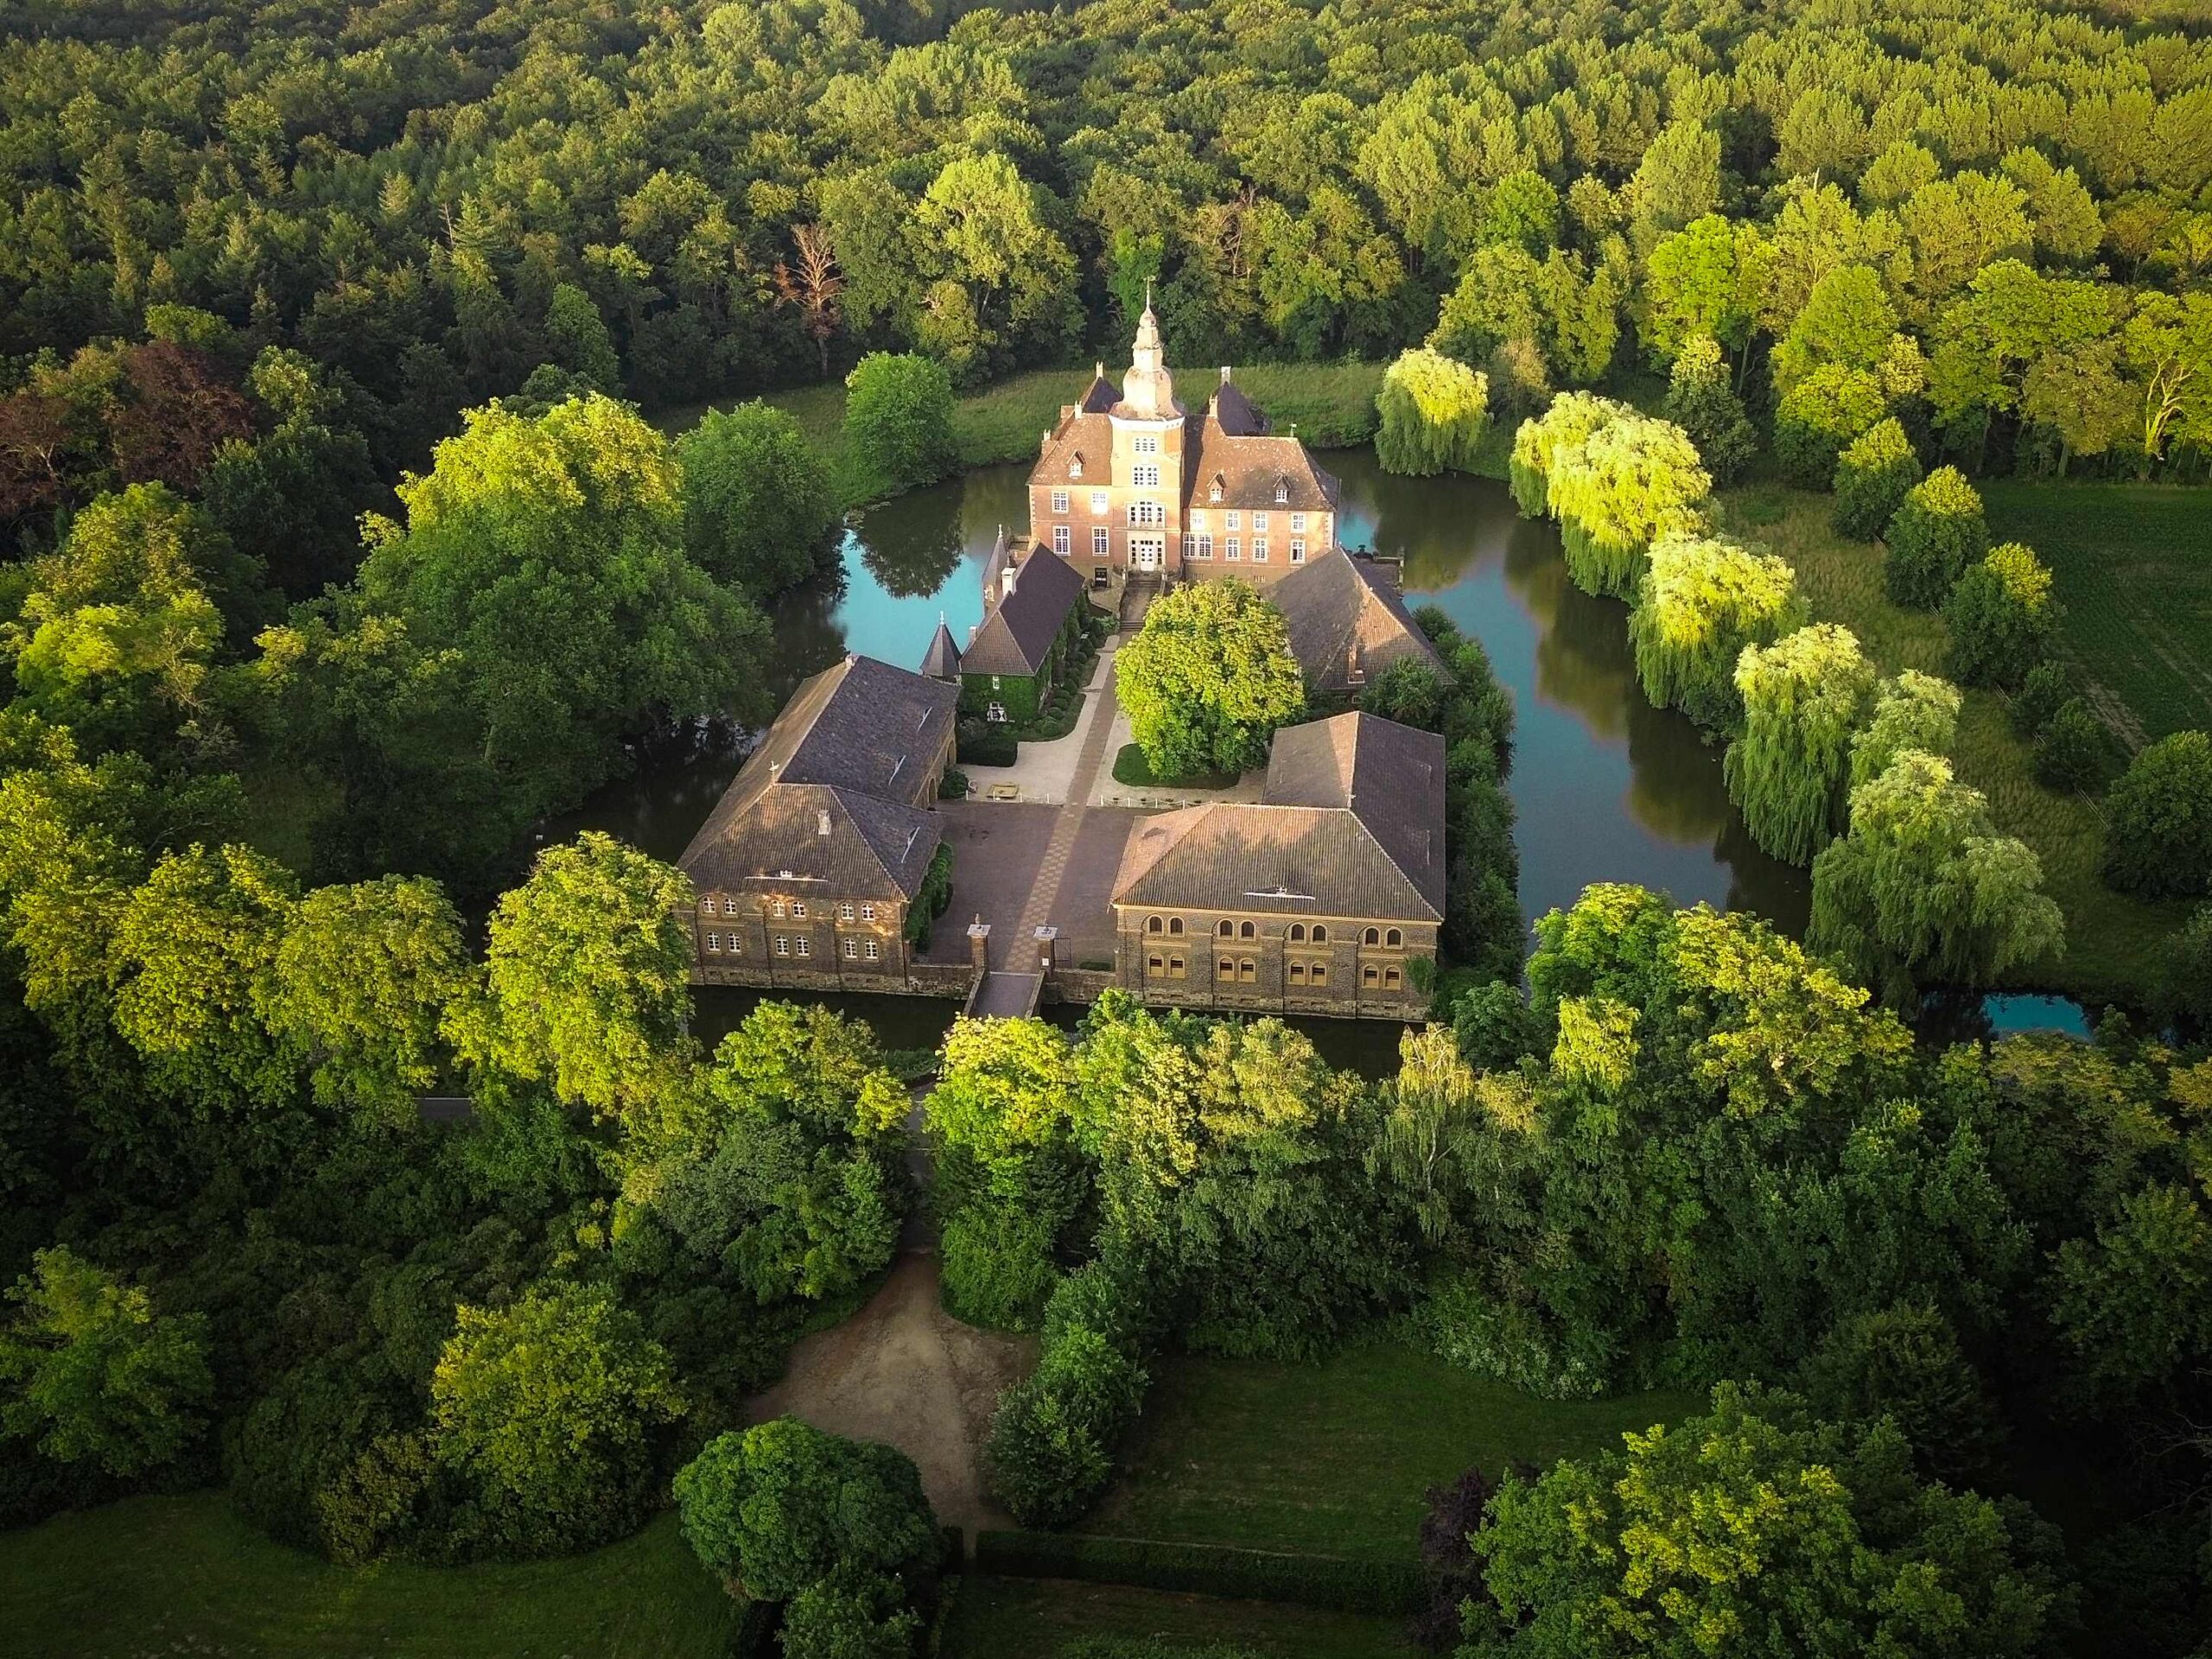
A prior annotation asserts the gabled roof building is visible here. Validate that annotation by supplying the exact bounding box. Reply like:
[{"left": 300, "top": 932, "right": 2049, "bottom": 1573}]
[
  {"left": 1271, "top": 549, "right": 1452, "bottom": 695},
  {"left": 677, "top": 653, "right": 959, "bottom": 990}
]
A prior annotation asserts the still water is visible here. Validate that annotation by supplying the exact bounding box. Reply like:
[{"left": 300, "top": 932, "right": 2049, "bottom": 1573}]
[{"left": 568, "top": 453, "right": 1830, "bottom": 1073}]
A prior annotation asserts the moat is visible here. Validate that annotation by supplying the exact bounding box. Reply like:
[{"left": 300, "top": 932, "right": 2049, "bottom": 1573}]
[{"left": 557, "top": 452, "right": 2087, "bottom": 1065}]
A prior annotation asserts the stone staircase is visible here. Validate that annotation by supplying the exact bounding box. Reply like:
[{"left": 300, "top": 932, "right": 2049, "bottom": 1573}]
[{"left": 1118, "top": 572, "right": 1161, "bottom": 632}]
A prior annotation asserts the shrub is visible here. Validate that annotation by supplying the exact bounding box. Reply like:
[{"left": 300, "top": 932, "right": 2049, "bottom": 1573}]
[
  {"left": 2103, "top": 730, "right": 2212, "bottom": 899},
  {"left": 985, "top": 1263, "right": 1154, "bottom": 1528},
  {"left": 937, "top": 767, "right": 968, "bottom": 800},
  {"left": 1884, "top": 466, "right": 1986, "bottom": 608},
  {"left": 2033, "top": 699, "right": 2105, "bottom": 792},
  {"left": 1831, "top": 418, "right": 1921, "bottom": 540},
  {"left": 1945, "top": 542, "right": 2059, "bottom": 690},
  {"left": 1414, "top": 1466, "right": 1500, "bottom": 1651},
  {"left": 904, "top": 844, "right": 953, "bottom": 949},
  {"left": 956, "top": 717, "right": 1016, "bottom": 767},
  {"left": 780, "top": 1567, "right": 922, "bottom": 1659},
  {"left": 2012, "top": 660, "right": 2071, "bottom": 737},
  {"left": 672, "top": 1418, "right": 936, "bottom": 1603}
]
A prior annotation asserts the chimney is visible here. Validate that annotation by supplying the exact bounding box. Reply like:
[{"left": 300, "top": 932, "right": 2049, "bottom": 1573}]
[
  {"left": 1220, "top": 365, "right": 1231, "bottom": 384},
  {"left": 1096, "top": 360, "right": 1105, "bottom": 379}
]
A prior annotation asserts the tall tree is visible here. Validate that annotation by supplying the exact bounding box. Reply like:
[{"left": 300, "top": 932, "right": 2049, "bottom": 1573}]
[
  {"left": 1115, "top": 580, "right": 1306, "bottom": 779},
  {"left": 1724, "top": 624, "right": 1877, "bottom": 864}
]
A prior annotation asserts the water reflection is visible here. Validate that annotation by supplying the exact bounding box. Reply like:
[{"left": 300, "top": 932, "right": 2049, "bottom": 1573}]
[{"left": 1328, "top": 449, "right": 1812, "bottom": 935}]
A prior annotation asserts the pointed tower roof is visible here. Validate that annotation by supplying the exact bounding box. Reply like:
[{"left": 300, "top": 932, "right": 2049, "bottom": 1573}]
[
  {"left": 919, "top": 615, "right": 963, "bottom": 680},
  {"left": 1113, "top": 281, "right": 1180, "bottom": 420}
]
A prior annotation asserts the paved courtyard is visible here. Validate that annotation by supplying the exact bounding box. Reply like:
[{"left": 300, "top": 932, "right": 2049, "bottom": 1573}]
[{"left": 922, "top": 801, "right": 1058, "bottom": 969}]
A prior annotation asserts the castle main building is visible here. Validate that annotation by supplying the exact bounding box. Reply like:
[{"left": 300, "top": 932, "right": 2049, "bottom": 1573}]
[{"left": 1027, "top": 300, "right": 1342, "bottom": 588}]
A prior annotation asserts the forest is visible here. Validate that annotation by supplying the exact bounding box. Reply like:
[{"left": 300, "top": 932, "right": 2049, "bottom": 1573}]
[{"left": 2, "top": 0, "right": 2211, "bottom": 1654}]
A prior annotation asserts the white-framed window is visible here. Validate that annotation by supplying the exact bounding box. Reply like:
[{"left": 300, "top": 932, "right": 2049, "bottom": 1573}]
[
  {"left": 1053, "top": 524, "right": 1071, "bottom": 556},
  {"left": 1290, "top": 538, "right": 1306, "bottom": 563},
  {"left": 988, "top": 701, "right": 1007, "bottom": 722},
  {"left": 861, "top": 903, "right": 876, "bottom": 921},
  {"left": 1092, "top": 526, "right": 1109, "bottom": 556},
  {"left": 1090, "top": 490, "right": 1108, "bottom": 515},
  {"left": 772, "top": 898, "right": 785, "bottom": 918},
  {"left": 1290, "top": 512, "right": 1306, "bottom": 532},
  {"left": 1225, "top": 537, "right": 1242, "bottom": 561},
  {"left": 1225, "top": 511, "right": 1242, "bottom": 531},
  {"left": 1274, "top": 480, "right": 1289, "bottom": 504},
  {"left": 842, "top": 938, "right": 858, "bottom": 958},
  {"left": 1127, "top": 501, "right": 1164, "bottom": 526},
  {"left": 795, "top": 937, "right": 810, "bottom": 958},
  {"left": 1132, "top": 463, "right": 1160, "bottom": 488},
  {"left": 1069, "top": 454, "right": 1084, "bottom": 479},
  {"left": 774, "top": 936, "right": 790, "bottom": 957},
  {"left": 1188, "top": 510, "right": 1206, "bottom": 531},
  {"left": 705, "top": 932, "right": 721, "bottom": 952},
  {"left": 1253, "top": 537, "right": 1268, "bottom": 562},
  {"left": 1253, "top": 512, "right": 1269, "bottom": 531},
  {"left": 1192, "top": 535, "right": 1214, "bottom": 559},
  {"left": 864, "top": 938, "right": 880, "bottom": 961},
  {"left": 1051, "top": 489, "right": 1069, "bottom": 514},
  {"left": 1209, "top": 479, "right": 1223, "bottom": 503},
  {"left": 791, "top": 902, "right": 807, "bottom": 918},
  {"left": 839, "top": 902, "right": 855, "bottom": 920},
  {"left": 1132, "top": 434, "right": 1159, "bottom": 454}
]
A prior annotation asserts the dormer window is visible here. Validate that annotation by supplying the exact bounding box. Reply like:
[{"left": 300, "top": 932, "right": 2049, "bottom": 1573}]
[
  {"left": 1274, "top": 477, "right": 1290, "bottom": 505},
  {"left": 1209, "top": 474, "right": 1224, "bottom": 503},
  {"left": 1069, "top": 454, "right": 1084, "bottom": 479}
]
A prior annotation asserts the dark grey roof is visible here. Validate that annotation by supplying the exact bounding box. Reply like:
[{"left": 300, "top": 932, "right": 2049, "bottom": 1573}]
[
  {"left": 1208, "top": 373, "right": 1269, "bottom": 435},
  {"left": 920, "top": 619, "right": 962, "bottom": 679},
  {"left": 1112, "top": 713, "right": 1446, "bottom": 921},
  {"left": 963, "top": 543, "right": 1088, "bottom": 677},
  {"left": 677, "top": 655, "right": 957, "bottom": 902},
  {"left": 1273, "top": 550, "right": 1451, "bottom": 694},
  {"left": 1077, "top": 367, "right": 1117, "bottom": 414}
]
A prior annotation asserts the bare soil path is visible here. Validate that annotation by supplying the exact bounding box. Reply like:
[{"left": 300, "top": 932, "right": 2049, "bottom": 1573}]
[{"left": 747, "top": 1135, "right": 1036, "bottom": 1544}]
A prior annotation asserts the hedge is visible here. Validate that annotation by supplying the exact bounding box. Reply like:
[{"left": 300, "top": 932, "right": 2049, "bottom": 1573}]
[{"left": 973, "top": 1530, "right": 1426, "bottom": 1616}]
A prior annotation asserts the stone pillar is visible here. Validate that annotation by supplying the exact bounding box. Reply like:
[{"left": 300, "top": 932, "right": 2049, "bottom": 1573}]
[{"left": 967, "top": 916, "right": 990, "bottom": 976}]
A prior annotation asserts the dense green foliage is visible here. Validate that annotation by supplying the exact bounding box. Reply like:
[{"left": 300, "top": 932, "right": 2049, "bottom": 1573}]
[
  {"left": 1375, "top": 350, "right": 1489, "bottom": 476},
  {"left": 1115, "top": 581, "right": 1306, "bottom": 781},
  {"left": 1885, "top": 466, "right": 1990, "bottom": 608},
  {"left": 842, "top": 353, "right": 957, "bottom": 501},
  {"left": 1832, "top": 416, "right": 1923, "bottom": 542},
  {"left": 1947, "top": 541, "right": 2062, "bottom": 690},
  {"left": 676, "top": 401, "right": 839, "bottom": 596},
  {"left": 1723, "top": 623, "right": 1877, "bottom": 864},
  {"left": 1627, "top": 531, "right": 1801, "bottom": 733},
  {"left": 2103, "top": 731, "right": 2212, "bottom": 899}
]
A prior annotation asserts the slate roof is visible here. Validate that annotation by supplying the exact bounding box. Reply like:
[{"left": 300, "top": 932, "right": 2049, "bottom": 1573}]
[
  {"left": 919, "top": 619, "right": 962, "bottom": 679},
  {"left": 1272, "top": 550, "right": 1451, "bottom": 694},
  {"left": 1111, "top": 712, "right": 1446, "bottom": 921},
  {"left": 677, "top": 655, "right": 957, "bottom": 903},
  {"left": 963, "top": 542, "right": 1088, "bottom": 677},
  {"left": 1207, "top": 373, "right": 1269, "bottom": 436}
]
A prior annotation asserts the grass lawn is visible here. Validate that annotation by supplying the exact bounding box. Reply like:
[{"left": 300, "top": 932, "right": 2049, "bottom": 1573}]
[
  {"left": 1982, "top": 480, "right": 2212, "bottom": 744},
  {"left": 1111, "top": 743, "right": 1242, "bottom": 791},
  {"left": 1719, "top": 484, "right": 2195, "bottom": 1004},
  {"left": 0, "top": 1494, "right": 735, "bottom": 1659},
  {"left": 653, "top": 361, "right": 1386, "bottom": 509},
  {"left": 1084, "top": 1343, "right": 1696, "bottom": 1562},
  {"left": 939, "top": 1574, "right": 1408, "bottom": 1658}
]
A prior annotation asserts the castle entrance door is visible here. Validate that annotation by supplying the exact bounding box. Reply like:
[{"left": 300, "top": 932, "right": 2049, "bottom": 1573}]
[{"left": 1130, "top": 536, "right": 1164, "bottom": 571}]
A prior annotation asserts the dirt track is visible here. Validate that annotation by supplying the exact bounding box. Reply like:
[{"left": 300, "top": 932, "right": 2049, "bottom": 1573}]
[{"left": 747, "top": 1242, "right": 1036, "bottom": 1541}]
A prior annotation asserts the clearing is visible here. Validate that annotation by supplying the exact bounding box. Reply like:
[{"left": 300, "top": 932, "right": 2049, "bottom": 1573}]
[
  {"left": 1720, "top": 484, "right": 2196, "bottom": 1004},
  {"left": 0, "top": 1497, "right": 731, "bottom": 1659},
  {"left": 1084, "top": 1342, "right": 1695, "bottom": 1561},
  {"left": 1982, "top": 480, "right": 2212, "bottom": 744}
]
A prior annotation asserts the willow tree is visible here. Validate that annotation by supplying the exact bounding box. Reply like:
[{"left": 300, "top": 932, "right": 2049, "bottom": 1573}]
[
  {"left": 1724, "top": 623, "right": 1878, "bottom": 864},
  {"left": 1628, "top": 531, "right": 1802, "bottom": 732},
  {"left": 1810, "top": 750, "right": 2063, "bottom": 996},
  {"left": 1545, "top": 414, "right": 1711, "bottom": 599},
  {"left": 1376, "top": 348, "right": 1491, "bottom": 476},
  {"left": 1507, "top": 391, "right": 1625, "bottom": 518},
  {"left": 1850, "top": 671, "right": 1961, "bottom": 789}
]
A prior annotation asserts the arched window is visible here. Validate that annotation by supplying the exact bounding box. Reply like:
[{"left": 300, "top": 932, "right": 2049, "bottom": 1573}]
[
  {"left": 1311, "top": 925, "right": 1328, "bottom": 944},
  {"left": 1288, "top": 961, "right": 1306, "bottom": 984},
  {"left": 1146, "top": 915, "right": 1163, "bottom": 934},
  {"left": 1363, "top": 926, "right": 1380, "bottom": 946},
  {"left": 1167, "top": 917, "right": 1184, "bottom": 936},
  {"left": 1217, "top": 919, "right": 1234, "bottom": 938},
  {"left": 1287, "top": 924, "right": 1306, "bottom": 943},
  {"left": 1239, "top": 920, "right": 1255, "bottom": 939},
  {"left": 1386, "top": 928, "right": 1402, "bottom": 947},
  {"left": 1217, "top": 957, "right": 1234, "bottom": 977}
]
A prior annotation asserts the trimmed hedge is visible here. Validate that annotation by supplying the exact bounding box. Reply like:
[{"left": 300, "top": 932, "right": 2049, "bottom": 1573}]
[{"left": 973, "top": 1530, "right": 1426, "bottom": 1617}]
